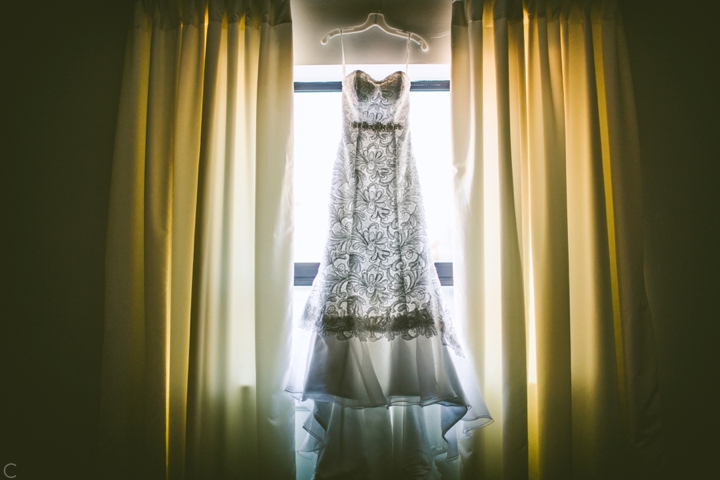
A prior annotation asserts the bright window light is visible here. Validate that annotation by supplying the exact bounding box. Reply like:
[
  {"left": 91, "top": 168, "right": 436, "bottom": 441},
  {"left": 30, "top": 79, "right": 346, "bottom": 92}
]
[{"left": 293, "top": 65, "right": 454, "bottom": 263}]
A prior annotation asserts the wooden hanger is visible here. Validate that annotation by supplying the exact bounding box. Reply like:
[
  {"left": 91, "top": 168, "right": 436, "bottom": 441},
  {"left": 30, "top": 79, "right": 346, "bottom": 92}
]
[{"left": 321, "top": 12, "right": 429, "bottom": 52}]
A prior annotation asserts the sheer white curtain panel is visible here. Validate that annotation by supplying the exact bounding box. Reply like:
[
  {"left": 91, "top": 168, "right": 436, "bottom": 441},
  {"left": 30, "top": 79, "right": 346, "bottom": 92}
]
[
  {"left": 451, "top": 0, "right": 661, "bottom": 478},
  {"left": 98, "top": 1, "right": 295, "bottom": 478}
]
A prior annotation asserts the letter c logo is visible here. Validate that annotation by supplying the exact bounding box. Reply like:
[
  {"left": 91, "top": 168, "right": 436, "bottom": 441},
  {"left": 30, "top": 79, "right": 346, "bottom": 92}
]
[{"left": 3, "top": 463, "right": 16, "bottom": 479}]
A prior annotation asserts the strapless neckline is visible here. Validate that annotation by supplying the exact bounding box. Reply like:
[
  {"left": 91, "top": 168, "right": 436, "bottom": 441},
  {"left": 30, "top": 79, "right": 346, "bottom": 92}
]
[{"left": 347, "top": 70, "right": 406, "bottom": 85}]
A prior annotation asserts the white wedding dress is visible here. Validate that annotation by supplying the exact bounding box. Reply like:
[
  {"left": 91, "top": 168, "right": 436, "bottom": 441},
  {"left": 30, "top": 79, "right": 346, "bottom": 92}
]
[{"left": 286, "top": 70, "right": 492, "bottom": 479}]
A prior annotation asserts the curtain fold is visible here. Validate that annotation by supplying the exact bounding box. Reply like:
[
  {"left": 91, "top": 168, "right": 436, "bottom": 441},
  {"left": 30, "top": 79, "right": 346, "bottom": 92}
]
[
  {"left": 451, "top": 1, "right": 661, "bottom": 478},
  {"left": 98, "top": 1, "right": 294, "bottom": 478}
]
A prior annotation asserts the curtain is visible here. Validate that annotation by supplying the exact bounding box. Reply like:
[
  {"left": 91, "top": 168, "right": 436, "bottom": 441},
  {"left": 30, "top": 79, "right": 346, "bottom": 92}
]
[
  {"left": 98, "top": 1, "right": 294, "bottom": 478},
  {"left": 450, "top": 1, "right": 661, "bottom": 478}
]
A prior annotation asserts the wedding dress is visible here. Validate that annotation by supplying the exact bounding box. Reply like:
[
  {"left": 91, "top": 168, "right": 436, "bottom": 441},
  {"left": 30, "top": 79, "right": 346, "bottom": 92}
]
[{"left": 286, "top": 69, "right": 492, "bottom": 479}]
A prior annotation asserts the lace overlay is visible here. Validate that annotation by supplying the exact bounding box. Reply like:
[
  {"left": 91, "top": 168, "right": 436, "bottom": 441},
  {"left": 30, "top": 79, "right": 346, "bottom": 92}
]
[{"left": 300, "top": 70, "right": 462, "bottom": 356}]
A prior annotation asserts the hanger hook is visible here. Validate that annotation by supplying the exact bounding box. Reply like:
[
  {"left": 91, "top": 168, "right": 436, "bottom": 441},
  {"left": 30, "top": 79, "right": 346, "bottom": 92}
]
[{"left": 377, "top": 0, "right": 382, "bottom": 14}]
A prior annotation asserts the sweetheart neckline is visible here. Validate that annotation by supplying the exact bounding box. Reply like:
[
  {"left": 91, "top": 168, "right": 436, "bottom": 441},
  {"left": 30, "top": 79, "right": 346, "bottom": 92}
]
[{"left": 347, "top": 70, "right": 406, "bottom": 85}]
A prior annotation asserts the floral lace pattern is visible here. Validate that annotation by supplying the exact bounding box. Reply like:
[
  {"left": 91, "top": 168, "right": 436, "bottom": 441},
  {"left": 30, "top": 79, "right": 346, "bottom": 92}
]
[{"left": 300, "top": 70, "right": 462, "bottom": 356}]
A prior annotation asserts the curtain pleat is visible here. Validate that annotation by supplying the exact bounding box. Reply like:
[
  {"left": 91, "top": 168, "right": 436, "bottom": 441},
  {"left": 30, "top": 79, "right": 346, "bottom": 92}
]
[
  {"left": 492, "top": 12, "right": 530, "bottom": 480},
  {"left": 167, "top": 13, "right": 205, "bottom": 479},
  {"left": 451, "top": 1, "right": 661, "bottom": 479},
  {"left": 99, "top": 1, "right": 294, "bottom": 478},
  {"left": 252, "top": 11, "right": 295, "bottom": 479},
  {"left": 591, "top": 11, "right": 662, "bottom": 449},
  {"left": 450, "top": 6, "right": 493, "bottom": 477}
]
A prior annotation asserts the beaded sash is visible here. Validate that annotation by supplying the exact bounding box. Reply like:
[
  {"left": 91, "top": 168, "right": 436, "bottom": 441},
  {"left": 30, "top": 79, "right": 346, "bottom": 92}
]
[{"left": 352, "top": 121, "right": 404, "bottom": 132}]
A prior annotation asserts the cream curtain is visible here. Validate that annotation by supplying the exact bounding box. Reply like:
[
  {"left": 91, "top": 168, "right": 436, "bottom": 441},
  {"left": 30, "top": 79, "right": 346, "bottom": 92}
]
[
  {"left": 451, "top": 1, "right": 661, "bottom": 478},
  {"left": 98, "top": 1, "right": 294, "bottom": 478}
]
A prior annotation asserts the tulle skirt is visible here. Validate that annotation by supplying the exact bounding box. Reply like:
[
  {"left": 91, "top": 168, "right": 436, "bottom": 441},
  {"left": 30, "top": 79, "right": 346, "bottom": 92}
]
[{"left": 286, "top": 324, "right": 493, "bottom": 479}]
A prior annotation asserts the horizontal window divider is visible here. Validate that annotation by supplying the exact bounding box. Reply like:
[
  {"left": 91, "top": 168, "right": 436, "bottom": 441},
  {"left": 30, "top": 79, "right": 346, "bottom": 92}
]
[
  {"left": 294, "top": 80, "right": 450, "bottom": 93},
  {"left": 294, "top": 262, "right": 454, "bottom": 287}
]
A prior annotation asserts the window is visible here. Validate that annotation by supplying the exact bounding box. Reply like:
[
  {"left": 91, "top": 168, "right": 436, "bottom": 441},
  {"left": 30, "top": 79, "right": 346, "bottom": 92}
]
[{"left": 293, "top": 64, "right": 455, "bottom": 281}]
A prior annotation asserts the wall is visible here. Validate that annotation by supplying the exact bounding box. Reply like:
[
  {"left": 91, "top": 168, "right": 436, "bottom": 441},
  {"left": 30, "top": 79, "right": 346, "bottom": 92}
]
[
  {"left": 1, "top": 1, "right": 134, "bottom": 479},
  {"left": 292, "top": 0, "right": 452, "bottom": 65},
  {"left": 623, "top": 1, "right": 719, "bottom": 477},
  {"left": 1, "top": 1, "right": 716, "bottom": 479}
]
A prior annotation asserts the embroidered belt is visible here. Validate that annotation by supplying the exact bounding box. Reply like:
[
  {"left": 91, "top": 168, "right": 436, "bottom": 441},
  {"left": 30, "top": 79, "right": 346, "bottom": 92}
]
[{"left": 352, "top": 121, "right": 404, "bottom": 132}]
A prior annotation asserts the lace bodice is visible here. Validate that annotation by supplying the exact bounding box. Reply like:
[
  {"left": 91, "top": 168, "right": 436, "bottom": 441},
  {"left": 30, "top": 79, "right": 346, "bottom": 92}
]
[
  {"left": 300, "top": 70, "right": 462, "bottom": 355},
  {"left": 342, "top": 70, "right": 410, "bottom": 126}
]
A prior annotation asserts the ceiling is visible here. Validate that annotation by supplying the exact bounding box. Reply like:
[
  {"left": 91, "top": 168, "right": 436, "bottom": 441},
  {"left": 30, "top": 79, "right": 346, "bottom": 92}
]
[{"left": 292, "top": 0, "right": 453, "bottom": 65}]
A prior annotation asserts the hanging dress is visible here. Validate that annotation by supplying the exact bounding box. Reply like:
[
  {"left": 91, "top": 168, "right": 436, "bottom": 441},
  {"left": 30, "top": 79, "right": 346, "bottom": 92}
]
[{"left": 286, "top": 69, "right": 493, "bottom": 480}]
